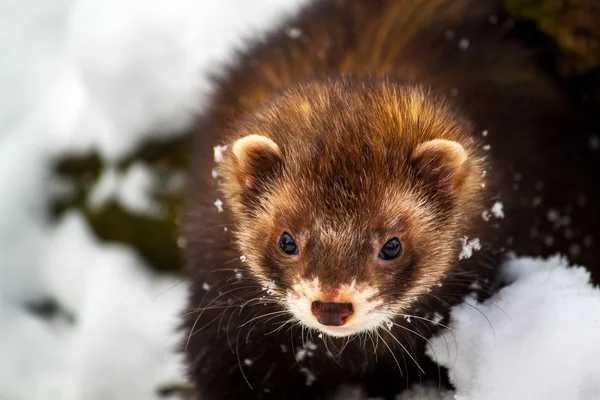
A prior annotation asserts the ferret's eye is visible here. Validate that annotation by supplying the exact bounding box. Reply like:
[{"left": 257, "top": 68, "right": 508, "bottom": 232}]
[
  {"left": 379, "top": 238, "right": 402, "bottom": 260},
  {"left": 278, "top": 232, "right": 299, "bottom": 255}
]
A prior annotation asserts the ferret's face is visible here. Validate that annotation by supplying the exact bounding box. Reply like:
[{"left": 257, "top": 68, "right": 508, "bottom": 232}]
[{"left": 220, "top": 80, "right": 484, "bottom": 337}]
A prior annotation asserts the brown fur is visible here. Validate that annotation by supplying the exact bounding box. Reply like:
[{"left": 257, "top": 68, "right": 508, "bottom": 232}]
[
  {"left": 219, "top": 79, "right": 487, "bottom": 311},
  {"left": 183, "top": 1, "right": 600, "bottom": 399}
]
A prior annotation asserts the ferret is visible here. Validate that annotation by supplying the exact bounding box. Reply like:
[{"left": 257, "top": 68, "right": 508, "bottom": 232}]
[{"left": 182, "top": 0, "right": 600, "bottom": 399}]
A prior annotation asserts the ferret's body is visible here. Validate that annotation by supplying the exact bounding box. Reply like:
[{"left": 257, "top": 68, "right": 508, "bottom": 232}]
[{"left": 183, "top": 1, "right": 600, "bottom": 399}]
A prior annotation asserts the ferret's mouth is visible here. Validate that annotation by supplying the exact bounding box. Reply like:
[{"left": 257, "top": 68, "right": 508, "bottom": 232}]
[
  {"left": 285, "top": 279, "right": 387, "bottom": 337},
  {"left": 286, "top": 301, "right": 387, "bottom": 337},
  {"left": 315, "top": 324, "right": 378, "bottom": 337},
  {"left": 312, "top": 323, "right": 367, "bottom": 337}
]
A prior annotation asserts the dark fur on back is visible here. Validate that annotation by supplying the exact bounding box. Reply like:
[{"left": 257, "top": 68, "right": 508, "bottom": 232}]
[{"left": 182, "top": 1, "right": 600, "bottom": 399}]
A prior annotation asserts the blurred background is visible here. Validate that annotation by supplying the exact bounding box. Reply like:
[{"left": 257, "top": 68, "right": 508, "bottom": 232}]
[
  {"left": 0, "top": 0, "right": 308, "bottom": 398},
  {"left": 1, "top": 0, "right": 599, "bottom": 399}
]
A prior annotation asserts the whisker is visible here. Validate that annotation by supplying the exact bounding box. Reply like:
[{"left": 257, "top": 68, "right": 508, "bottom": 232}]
[
  {"left": 239, "top": 310, "right": 289, "bottom": 328},
  {"left": 185, "top": 285, "right": 263, "bottom": 350},
  {"left": 186, "top": 309, "right": 227, "bottom": 348},
  {"left": 338, "top": 336, "right": 353, "bottom": 356},
  {"left": 321, "top": 335, "right": 342, "bottom": 367},
  {"left": 427, "top": 293, "right": 497, "bottom": 346},
  {"left": 246, "top": 309, "right": 287, "bottom": 343},
  {"left": 182, "top": 305, "right": 237, "bottom": 316},
  {"left": 267, "top": 317, "right": 295, "bottom": 335},
  {"left": 395, "top": 328, "right": 421, "bottom": 390},
  {"left": 368, "top": 331, "right": 378, "bottom": 360},
  {"left": 393, "top": 312, "right": 458, "bottom": 363},
  {"left": 376, "top": 331, "right": 403, "bottom": 378},
  {"left": 236, "top": 320, "right": 254, "bottom": 389}
]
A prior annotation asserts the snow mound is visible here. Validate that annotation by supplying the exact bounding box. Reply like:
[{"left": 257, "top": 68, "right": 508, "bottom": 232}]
[
  {"left": 428, "top": 256, "right": 600, "bottom": 400},
  {"left": 0, "top": 211, "right": 187, "bottom": 400}
]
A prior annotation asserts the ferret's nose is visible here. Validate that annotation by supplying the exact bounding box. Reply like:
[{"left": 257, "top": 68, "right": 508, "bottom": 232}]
[{"left": 311, "top": 301, "right": 354, "bottom": 326}]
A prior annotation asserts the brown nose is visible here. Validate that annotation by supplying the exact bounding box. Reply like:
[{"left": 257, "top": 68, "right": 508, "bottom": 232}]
[{"left": 311, "top": 301, "right": 354, "bottom": 326}]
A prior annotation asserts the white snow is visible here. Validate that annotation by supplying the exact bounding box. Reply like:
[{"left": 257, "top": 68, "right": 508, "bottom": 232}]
[
  {"left": 286, "top": 27, "right": 303, "bottom": 39},
  {"left": 490, "top": 201, "right": 504, "bottom": 219},
  {"left": 301, "top": 367, "right": 317, "bottom": 386},
  {"left": 88, "top": 167, "right": 120, "bottom": 209},
  {"left": 296, "top": 348, "right": 308, "bottom": 362},
  {"left": 264, "top": 280, "right": 277, "bottom": 295},
  {"left": 458, "top": 38, "right": 470, "bottom": 50},
  {"left": 89, "top": 162, "right": 164, "bottom": 216},
  {"left": 428, "top": 255, "right": 600, "bottom": 400},
  {"left": 0, "top": 211, "right": 187, "bottom": 400},
  {"left": 213, "top": 145, "right": 228, "bottom": 162},
  {"left": 458, "top": 236, "right": 482, "bottom": 260},
  {"left": 481, "top": 210, "right": 491, "bottom": 221},
  {"left": 547, "top": 208, "right": 560, "bottom": 222},
  {"left": 118, "top": 163, "right": 164, "bottom": 215},
  {"left": 214, "top": 198, "right": 224, "bottom": 212},
  {"left": 432, "top": 312, "right": 444, "bottom": 325}
]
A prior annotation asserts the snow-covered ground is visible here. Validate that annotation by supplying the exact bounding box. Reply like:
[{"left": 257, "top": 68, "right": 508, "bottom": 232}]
[
  {"left": 428, "top": 256, "right": 600, "bottom": 400},
  {"left": 1, "top": 1, "right": 599, "bottom": 399}
]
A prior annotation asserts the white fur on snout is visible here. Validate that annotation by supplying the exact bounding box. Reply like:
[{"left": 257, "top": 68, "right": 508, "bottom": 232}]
[{"left": 285, "top": 278, "right": 388, "bottom": 337}]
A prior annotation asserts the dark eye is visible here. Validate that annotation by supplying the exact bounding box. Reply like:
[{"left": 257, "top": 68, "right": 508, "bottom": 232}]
[
  {"left": 278, "top": 232, "right": 299, "bottom": 255},
  {"left": 379, "top": 238, "right": 402, "bottom": 260}
]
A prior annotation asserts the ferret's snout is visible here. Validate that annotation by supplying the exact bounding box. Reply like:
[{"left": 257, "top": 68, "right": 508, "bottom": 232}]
[{"left": 311, "top": 301, "right": 354, "bottom": 326}]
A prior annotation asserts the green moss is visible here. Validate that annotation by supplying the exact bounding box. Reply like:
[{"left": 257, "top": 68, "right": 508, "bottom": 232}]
[
  {"left": 504, "top": 0, "right": 600, "bottom": 75},
  {"left": 86, "top": 200, "right": 184, "bottom": 273},
  {"left": 50, "top": 134, "right": 192, "bottom": 273},
  {"left": 156, "top": 383, "right": 195, "bottom": 399}
]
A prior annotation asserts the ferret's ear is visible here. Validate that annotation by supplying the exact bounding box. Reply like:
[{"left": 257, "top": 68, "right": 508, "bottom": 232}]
[
  {"left": 231, "top": 134, "right": 282, "bottom": 189},
  {"left": 411, "top": 139, "right": 468, "bottom": 194}
]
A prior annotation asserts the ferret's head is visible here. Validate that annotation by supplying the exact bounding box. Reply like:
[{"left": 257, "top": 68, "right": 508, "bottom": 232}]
[{"left": 219, "top": 78, "right": 486, "bottom": 337}]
